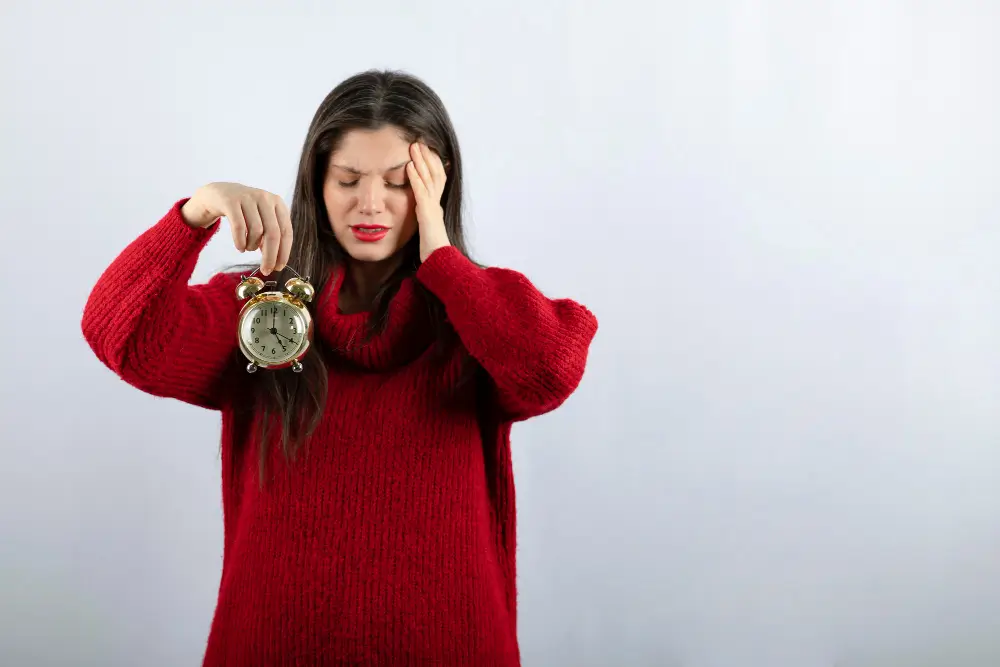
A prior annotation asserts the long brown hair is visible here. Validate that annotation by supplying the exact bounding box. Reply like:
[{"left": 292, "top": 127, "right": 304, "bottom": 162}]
[{"left": 231, "top": 69, "right": 473, "bottom": 481}]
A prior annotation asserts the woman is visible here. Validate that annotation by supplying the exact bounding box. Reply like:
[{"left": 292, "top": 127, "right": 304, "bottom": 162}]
[{"left": 82, "top": 69, "right": 597, "bottom": 666}]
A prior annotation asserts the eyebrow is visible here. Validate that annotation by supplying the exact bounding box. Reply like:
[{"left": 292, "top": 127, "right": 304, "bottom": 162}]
[{"left": 331, "top": 160, "right": 410, "bottom": 175}]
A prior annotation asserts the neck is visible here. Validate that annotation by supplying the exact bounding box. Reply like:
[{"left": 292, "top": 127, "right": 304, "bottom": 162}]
[{"left": 338, "top": 254, "right": 405, "bottom": 314}]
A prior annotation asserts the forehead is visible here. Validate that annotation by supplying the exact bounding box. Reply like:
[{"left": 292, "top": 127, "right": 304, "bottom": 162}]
[{"left": 330, "top": 127, "right": 411, "bottom": 173}]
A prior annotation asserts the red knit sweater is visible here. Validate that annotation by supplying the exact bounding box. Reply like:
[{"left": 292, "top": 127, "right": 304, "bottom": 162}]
[{"left": 81, "top": 199, "right": 598, "bottom": 666}]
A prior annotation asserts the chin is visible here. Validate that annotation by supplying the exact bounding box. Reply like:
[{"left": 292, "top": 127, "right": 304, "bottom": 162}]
[
  {"left": 344, "top": 244, "right": 398, "bottom": 263},
  {"left": 336, "top": 232, "right": 397, "bottom": 263}
]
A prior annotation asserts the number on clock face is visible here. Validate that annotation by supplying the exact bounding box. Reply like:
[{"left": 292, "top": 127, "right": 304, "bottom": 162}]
[{"left": 241, "top": 303, "right": 305, "bottom": 362}]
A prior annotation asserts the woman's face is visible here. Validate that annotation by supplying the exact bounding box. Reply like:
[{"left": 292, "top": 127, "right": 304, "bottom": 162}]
[{"left": 322, "top": 126, "right": 419, "bottom": 264}]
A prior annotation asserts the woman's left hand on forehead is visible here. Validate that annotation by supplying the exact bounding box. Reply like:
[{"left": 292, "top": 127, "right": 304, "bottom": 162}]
[{"left": 407, "top": 142, "right": 451, "bottom": 262}]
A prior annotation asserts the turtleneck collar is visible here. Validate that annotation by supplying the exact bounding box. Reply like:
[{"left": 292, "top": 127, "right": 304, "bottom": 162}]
[{"left": 313, "top": 265, "right": 435, "bottom": 372}]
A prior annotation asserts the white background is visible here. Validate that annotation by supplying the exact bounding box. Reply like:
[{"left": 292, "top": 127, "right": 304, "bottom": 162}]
[{"left": 2, "top": 1, "right": 999, "bottom": 665}]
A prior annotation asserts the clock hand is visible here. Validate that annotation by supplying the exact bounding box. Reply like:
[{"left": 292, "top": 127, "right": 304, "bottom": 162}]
[{"left": 269, "top": 328, "right": 287, "bottom": 351}]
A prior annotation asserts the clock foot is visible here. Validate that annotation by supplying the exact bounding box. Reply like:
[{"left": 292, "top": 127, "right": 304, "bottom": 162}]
[
  {"left": 246, "top": 362, "right": 258, "bottom": 373},
  {"left": 291, "top": 360, "right": 303, "bottom": 373}
]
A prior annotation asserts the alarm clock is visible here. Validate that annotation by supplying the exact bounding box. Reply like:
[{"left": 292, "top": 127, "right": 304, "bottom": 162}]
[{"left": 235, "top": 268, "right": 315, "bottom": 373}]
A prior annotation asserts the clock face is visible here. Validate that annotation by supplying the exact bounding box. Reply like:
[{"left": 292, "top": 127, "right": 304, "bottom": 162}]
[{"left": 239, "top": 300, "right": 308, "bottom": 364}]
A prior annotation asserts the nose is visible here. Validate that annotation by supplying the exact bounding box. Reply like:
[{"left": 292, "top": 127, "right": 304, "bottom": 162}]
[{"left": 357, "top": 179, "right": 385, "bottom": 216}]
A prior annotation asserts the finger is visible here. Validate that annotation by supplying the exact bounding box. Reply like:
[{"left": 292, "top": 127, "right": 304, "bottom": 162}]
[
  {"left": 417, "top": 143, "right": 436, "bottom": 187},
  {"left": 427, "top": 147, "right": 447, "bottom": 187},
  {"left": 243, "top": 201, "right": 264, "bottom": 252},
  {"left": 226, "top": 204, "right": 248, "bottom": 252},
  {"left": 405, "top": 162, "right": 426, "bottom": 197},
  {"left": 411, "top": 143, "right": 433, "bottom": 190},
  {"left": 258, "top": 203, "right": 281, "bottom": 275},
  {"left": 274, "top": 198, "right": 293, "bottom": 272},
  {"left": 420, "top": 143, "right": 445, "bottom": 192}
]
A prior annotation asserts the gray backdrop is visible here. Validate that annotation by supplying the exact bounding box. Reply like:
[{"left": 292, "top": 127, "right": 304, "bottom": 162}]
[{"left": 2, "top": 1, "right": 998, "bottom": 666}]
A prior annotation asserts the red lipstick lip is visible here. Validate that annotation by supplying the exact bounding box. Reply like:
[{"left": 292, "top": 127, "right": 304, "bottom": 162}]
[{"left": 351, "top": 226, "right": 390, "bottom": 242}]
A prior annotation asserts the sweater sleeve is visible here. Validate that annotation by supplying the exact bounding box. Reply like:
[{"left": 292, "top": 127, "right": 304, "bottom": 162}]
[
  {"left": 81, "top": 198, "right": 241, "bottom": 410},
  {"left": 416, "top": 246, "right": 598, "bottom": 422}
]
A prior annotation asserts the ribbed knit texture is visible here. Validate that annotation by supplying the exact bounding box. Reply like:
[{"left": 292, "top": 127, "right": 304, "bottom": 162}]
[{"left": 81, "top": 199, "right": 599, "bottom": 666}]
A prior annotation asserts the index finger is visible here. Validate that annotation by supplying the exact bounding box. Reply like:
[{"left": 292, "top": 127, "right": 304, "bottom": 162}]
[
  {"left": 224, "top": 204, "right": 248, "bottom": 252},
  {"left": 274, "top": 198, "right": 293, "bottom": 272},
  {"left": 421, "top": 143, "right": 447, "bottom": 188}
]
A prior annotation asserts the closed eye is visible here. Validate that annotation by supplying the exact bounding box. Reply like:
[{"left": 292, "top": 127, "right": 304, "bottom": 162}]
[{"left": 338, "top": 180, "right": 409, "bottom": 190}]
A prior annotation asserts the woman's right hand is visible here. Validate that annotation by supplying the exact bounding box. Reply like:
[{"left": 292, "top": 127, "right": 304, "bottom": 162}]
[{"left": 180, "top": 182, "right": 293, "bottom": 275}]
